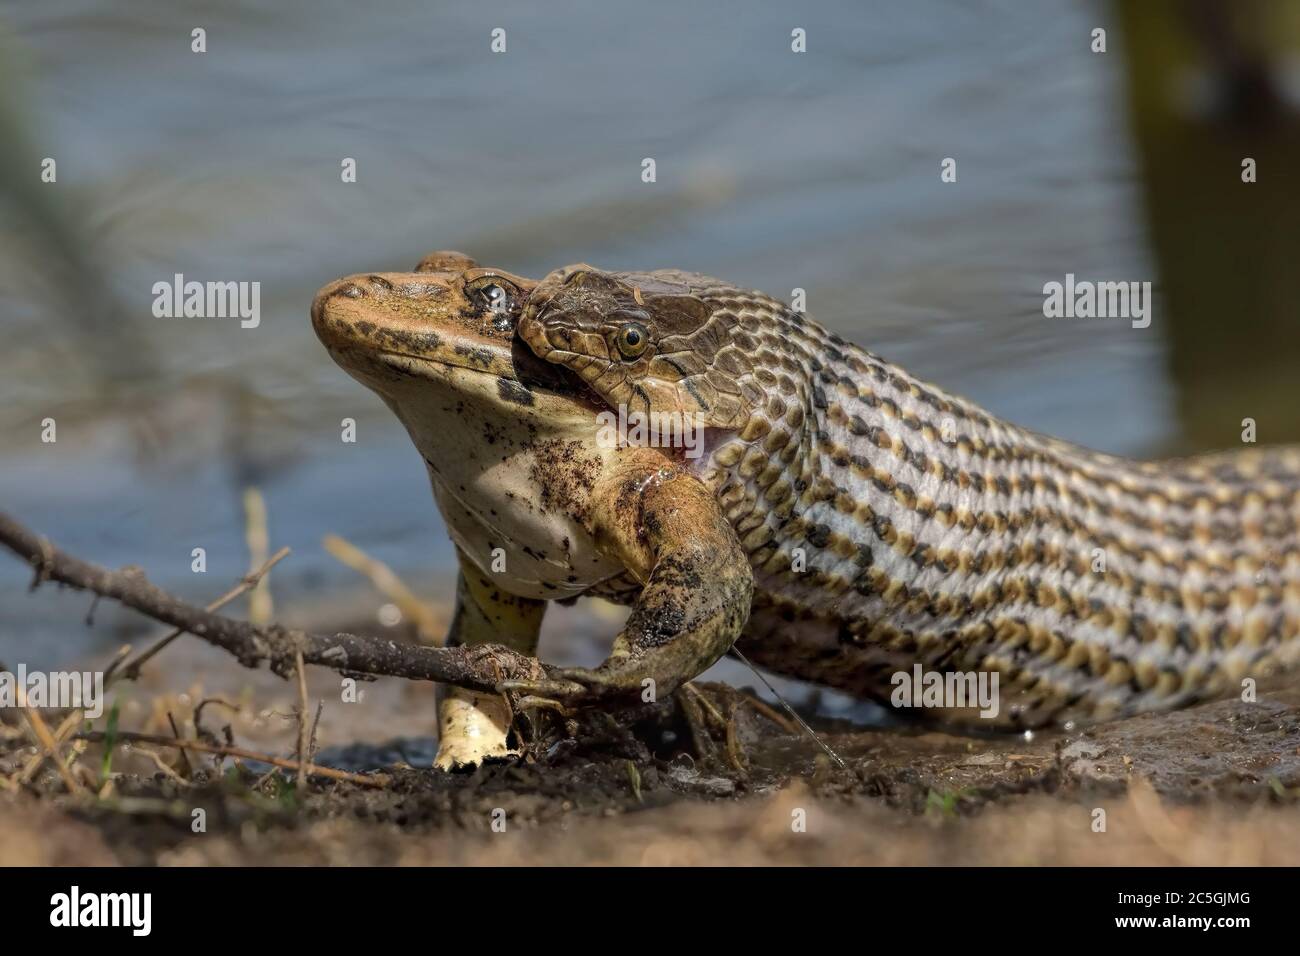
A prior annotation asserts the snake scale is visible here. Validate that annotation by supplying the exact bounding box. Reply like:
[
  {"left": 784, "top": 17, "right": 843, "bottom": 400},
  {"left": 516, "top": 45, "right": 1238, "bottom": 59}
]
[{"left": 517, "top": 264, "right": 1300, "bottom": 729}]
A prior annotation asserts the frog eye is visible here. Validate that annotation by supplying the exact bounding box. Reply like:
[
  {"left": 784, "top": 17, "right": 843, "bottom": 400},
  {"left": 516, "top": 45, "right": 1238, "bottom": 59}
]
[
  {"left": 614, "top": 321, "right": 650, "bottom": 360},
  {"left": 467, "top": 276, "right": 520, "bottom": 317}
]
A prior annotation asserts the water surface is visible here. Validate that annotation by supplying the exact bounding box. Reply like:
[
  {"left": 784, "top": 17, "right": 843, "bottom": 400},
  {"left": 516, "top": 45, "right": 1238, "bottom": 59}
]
[{"left": 0, "top": 1, "right": 1210, "bottom": 676}]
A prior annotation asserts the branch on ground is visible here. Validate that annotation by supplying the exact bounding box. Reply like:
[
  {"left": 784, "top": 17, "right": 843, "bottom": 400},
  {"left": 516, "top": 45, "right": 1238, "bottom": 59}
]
[{"left": 0, "top": 511, "right": 545, "bottom": 694}]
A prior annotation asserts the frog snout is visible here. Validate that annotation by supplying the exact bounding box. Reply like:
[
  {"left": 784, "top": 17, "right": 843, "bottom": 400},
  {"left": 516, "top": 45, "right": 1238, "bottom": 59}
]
[
  {"left": 311, "top": 273, "right": 448, "bottom": 328},
  {"left": 311, "top": 276, "right": 365, "bottom": 329},
  {"left": 312, "top": 273, "right": 391, "bottom": 313}
]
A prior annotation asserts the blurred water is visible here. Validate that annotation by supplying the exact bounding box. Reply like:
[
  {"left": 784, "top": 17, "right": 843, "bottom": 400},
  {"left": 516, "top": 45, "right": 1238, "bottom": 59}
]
[{"left": 0, "top": 0, "right": 1176, "bottom": 667}]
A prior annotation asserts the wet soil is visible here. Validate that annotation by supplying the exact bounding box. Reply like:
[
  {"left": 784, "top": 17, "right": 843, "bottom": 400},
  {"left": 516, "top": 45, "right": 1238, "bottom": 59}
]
[{"left": 4, "top": 640, "right": 1300, "bottom": 865}]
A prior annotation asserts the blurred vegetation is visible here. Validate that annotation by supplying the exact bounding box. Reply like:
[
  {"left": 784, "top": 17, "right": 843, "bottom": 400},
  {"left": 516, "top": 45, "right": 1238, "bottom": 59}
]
[
  {"left": 0, "top": 26, "right": 153, "bottom": 383},
  {"left": 1116, "top": 0, "right": 1300, "bottom": 451}
]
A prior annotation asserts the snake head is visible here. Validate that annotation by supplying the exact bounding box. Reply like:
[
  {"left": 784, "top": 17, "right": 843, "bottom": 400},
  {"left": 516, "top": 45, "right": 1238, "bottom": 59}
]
[{"left": 518, "top": 264, "right": 771, "bottom": 430}]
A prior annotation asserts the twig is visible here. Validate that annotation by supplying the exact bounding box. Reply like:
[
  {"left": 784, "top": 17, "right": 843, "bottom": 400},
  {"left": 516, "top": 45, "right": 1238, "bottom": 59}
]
[
  {"left": 20, "top": 643, "right": 136, "bottom": 785},
  {"left": 0, "top": 511, "right": 545, "bottom": 693},
  {"left": 193, "top": 696, "right": 242, "bottom": 742},
  {"left": 109, "top": 546, "right": 291, "bottom": 684},
  {"left": 740, "top": 693, "right": 801, "bottom": 736},
  {"left": 676, "top": 685, "right": 719, "bottom": 766},
  {"left": 308, "top": 701, "right": 323, "bottom": 764},
  {"left": 21, "top": 698, "right": 84, "bottom": 795},
  {"left": 721, "top": 694, "right": 748, "bottom": 773},
  {"left": 294, "top": 650, "right": 309, "bottom": 790},
  {"left": 133, "top": 747, "right": 194, "bottom": 787},
  {"left": 323, "top": 533, "right": 444, "bottom": 644},
  {"left": 100, "top": 644, "right": 132, "bottom": 684},
  {"left": 731, "top": 647, "right": 848, "bottom": 772},
  {"left": 166, "top": 712, "right": 192, "bottom": 778},
  {"left": 684, "top": 682, "right": 728, "bottom": 728},
  {"left": 683, "top": 685, "right": 747, "bottom": 774},
  {"left": 18, "top": 711, "right": 79, "bottom": 785},
  {"left": 75, "top": 730, "right": 388, "bottom": 788}
]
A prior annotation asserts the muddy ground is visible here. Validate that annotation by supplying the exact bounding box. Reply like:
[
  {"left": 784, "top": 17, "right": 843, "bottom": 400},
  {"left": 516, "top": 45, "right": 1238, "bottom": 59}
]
[
  {"left": 2, "top": 650, "right": 1300, "bottom": 868},
  {"left": 4, "top": 613, "right": 1300, "bottom": 866}
]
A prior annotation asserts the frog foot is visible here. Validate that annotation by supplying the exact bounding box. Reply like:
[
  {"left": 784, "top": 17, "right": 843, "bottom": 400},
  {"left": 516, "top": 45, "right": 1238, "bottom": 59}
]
[
  {"left": 433, "top": 685, "right": 519, "bottom": 771},
  {"left": 496, "top": 671, "right": 595, "bottom": 712},
  {"left": 496, "top": 662, "right": 673, "bottom": 707},
  {"left": 433, "top": 557, "right": 547, "bottom": 771}
]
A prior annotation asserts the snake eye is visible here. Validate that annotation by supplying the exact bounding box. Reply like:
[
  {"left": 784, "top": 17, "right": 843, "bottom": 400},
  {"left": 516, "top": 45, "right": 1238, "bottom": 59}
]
[{"left": 614, "top": 321, "right": 650, "bottom": 360}]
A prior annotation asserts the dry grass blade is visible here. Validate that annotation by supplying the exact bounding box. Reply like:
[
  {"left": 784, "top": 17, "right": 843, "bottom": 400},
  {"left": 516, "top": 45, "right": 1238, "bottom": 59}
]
[
  {"left": 112, "top": 545, "right": 291, "bottom": 683},
  {"left": 295, "top": 650, "right": 309, "bottom": 790},
  {"left": 76, "top": 730, "right": 389, "bottom": 788},
  {"left": 243, "top": 487, "right": 273, "bottom": 626},
  {"left": 323, "top": 532, "right": 445, "bottom": 643},
  {"left": 16, "top": 547, "right": 293, "bottom": 787},
  {"left": 21, "top": 697, "right": 84, "bottom": 795}
]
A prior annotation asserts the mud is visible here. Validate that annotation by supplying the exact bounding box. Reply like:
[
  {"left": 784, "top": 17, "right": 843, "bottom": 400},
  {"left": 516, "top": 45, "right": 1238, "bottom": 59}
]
[{"left": 4, "top": 640, "right": 1300, "bottom": 865}]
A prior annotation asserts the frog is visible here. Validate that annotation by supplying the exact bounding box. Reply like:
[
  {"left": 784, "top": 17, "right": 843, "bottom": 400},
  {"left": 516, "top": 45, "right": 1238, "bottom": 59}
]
[{"left": 311, "top": 252, "right": 752, "bottom": 768}]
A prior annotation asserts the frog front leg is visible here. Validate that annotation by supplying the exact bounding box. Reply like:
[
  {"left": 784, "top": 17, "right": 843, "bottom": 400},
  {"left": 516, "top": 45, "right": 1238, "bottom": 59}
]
[
  {"left": 502, "top": 462, "right": 754, "bottom": 706},
  {"left": 436, "top": 550, "right": 546, "bottom": 770}
]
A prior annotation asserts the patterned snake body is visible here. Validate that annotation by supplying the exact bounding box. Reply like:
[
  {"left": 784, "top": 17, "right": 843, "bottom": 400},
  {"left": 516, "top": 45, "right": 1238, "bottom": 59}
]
[{"left": 520, "top": 266, "right": 1300, "bottom": 728}]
